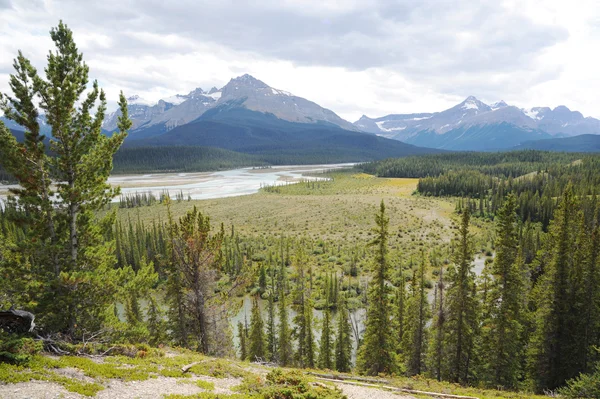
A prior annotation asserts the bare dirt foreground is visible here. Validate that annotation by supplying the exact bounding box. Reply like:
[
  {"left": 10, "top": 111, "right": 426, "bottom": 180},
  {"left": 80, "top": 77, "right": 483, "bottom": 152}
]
[
  {"left": 0, "top": 375, "right": 241, "bottom": 399},
  {"left": 0, "top": 375, "right": 416, "bottom": 399}
]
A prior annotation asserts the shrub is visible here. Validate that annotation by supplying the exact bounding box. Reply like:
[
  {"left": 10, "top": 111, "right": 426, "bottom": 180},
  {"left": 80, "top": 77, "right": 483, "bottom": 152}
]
[
  {"left": 559, "top": 363, "right": 600, "bottom": 398},
  {"left": 0, "top": 333, "right": 42, "bottom": 364}
]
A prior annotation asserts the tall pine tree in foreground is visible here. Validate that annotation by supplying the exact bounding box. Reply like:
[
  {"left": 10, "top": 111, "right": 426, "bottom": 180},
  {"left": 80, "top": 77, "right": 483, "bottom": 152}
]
[
  {"left": 402, "top": 253, "right": 431, "bottom": 376},
  {"left": 480, "top": 194, "right": 527, "bottom": 388},
  {"left": 278, "top": 285, "right": 292, "bottom": 366},
  {"left": 334, "top": 296, "right": 353, "bottom": 372},
  {"left": 318, "top": 306, "right": 334, "bottom": 370},
  {"left": 443, "top": 207, "right": 479, "bottom": 384},
  {"left": 0, "top": 21, "right": 130, "bottom": 336},
  {"left": 357, "top": 200, "right": 398, "bottom": 375},
  {"left": 248, "top": 296, "right": 266, "bottom": 362}
]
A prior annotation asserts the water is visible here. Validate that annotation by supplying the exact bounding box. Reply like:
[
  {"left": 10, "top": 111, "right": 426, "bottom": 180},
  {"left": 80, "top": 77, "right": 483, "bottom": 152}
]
[{"left": 0, "top": 163, "right": 353, "bottom": 204}]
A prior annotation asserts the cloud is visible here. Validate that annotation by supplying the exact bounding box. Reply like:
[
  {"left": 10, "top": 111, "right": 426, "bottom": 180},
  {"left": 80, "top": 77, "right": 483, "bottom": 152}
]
[{"left": 0, "top": 0, "right": 598, "bottom": 121}]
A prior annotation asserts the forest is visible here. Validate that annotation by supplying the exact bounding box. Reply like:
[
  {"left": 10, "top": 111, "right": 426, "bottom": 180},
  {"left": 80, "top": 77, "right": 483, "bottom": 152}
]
[{"left": 1, "top": 22, "right": 600, "bottom": 399}]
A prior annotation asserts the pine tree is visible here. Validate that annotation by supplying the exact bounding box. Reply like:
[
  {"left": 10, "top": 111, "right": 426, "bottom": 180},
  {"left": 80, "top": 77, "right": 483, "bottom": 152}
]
[
  {"left": 146, "top": 296, "right": 167, "bottom": 347},
  {"left": 304, "top": 300, "right": 317, "bottom": 368},
  {"left": 318, "top": 306, "right": 333, "bottom": 370},
  {"left": 356, "top": 200, "right": 398, "bottom": 375},
  {"left": 334, "top": 296, "right": 353, "bottom": 372},
  {"left": 428, "top": 261, "right": 445, "bottom": 381},
  {"left": 402, "top": 253, "right": 431, "bottom": 376},
  {"left": 278, "top": 286, "right": 292, "bottom": 366},
  {"left": 238, "top": 321, "right": 248, "bottom": 360},
  {"left": 443, "top": 207, "right": 479, "bottom": 384},
  {"left": 266, "top": 264, "right": 278, "bottom": 362},
  {"left": 395, "top": 271, "right": 406, "bottom": 356},
  {"left": 248, "top": 296, "right": 266, "bottom": 362},
  {"left": 293, "top": 246, "right": 314, "bottom": 367},
  {"left": 528, "top": 186, "right": 590, "bottom": 390},
  {"left": 480, "top": 194, "right": 527, "bottom": 388},
  {"left": 0, "top": 21, "right": 130, "bottom": 336}
]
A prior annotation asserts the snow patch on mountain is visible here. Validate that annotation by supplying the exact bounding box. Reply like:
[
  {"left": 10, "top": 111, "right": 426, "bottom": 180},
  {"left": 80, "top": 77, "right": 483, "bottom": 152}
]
[
  {"left": 523, "top": 108, "right": 542, "bottom": 120},
  {"left": 207, "top": 91, "right": 222, "bottom": 100},
  {"left": 162, "top": 95, "right": 187, "bottom": 105},
  {"left": 462, "top": 100, "right": 479, "bottom": 111},
  {"left": 375, "top": 121, "right": 406, "bottom": 132},
  {"left": 127, "top": 95, "right": 154, "bottom": 106}
]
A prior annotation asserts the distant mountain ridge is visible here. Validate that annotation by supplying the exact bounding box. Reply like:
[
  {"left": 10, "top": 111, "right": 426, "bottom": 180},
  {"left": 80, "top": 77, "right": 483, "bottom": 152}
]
[
  {"left": 104, "top": 74, "right": 357, "bottom": 139},
  {"left": 355, "top": 97, "right": 600, "bottom": 151}
]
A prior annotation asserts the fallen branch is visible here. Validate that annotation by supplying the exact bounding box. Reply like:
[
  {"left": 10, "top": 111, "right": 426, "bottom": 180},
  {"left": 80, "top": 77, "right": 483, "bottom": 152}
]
[
  {"left": 316, "top": 377, "right": 480, "bottom": 399},
  {"left": 307, "top": 372, "right": 389, "bottom": 385},
  {"left": 181, "top": 360, "right": 210, "bottom": 373}
]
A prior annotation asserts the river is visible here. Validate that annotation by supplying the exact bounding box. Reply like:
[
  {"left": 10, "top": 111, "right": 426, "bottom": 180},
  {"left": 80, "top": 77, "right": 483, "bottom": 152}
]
[{"left": 0, "top": 163, "right": 353, "bottom": 203}]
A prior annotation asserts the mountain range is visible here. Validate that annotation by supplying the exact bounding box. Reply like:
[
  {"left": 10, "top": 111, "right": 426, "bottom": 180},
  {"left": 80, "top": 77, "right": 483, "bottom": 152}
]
[
  {"left": 355, "top": 96, "right": 600, "bottom": 151},
  {"left": 2, "top": 74, "right": 600, "bottom": 155}
]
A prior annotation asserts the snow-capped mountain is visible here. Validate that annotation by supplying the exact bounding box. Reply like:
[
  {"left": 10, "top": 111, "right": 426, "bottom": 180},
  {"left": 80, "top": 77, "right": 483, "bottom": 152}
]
[
  {"left": 103, "top": 74, "right": 356, "bottom": 137},
  {"left": 0, "top": 113, "right": 52, "bottom": 136},
  {"left": 355, "top": 97, "right": 600, "bottom": 150}
]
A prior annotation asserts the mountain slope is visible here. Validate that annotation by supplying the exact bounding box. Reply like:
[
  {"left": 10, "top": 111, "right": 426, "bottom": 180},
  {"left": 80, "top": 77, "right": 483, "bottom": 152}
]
[
  {"left": 356, "top": 97, "right": 600, "bottom": 151},
  {"left": 513, "top": 134, "right": 600, "bottom": 152},
  {"left": 105, "top": 74, "right": 357, "bottom": 140},
  {"left": 126, "top": 103, "right": 443, "bottom": 163}
]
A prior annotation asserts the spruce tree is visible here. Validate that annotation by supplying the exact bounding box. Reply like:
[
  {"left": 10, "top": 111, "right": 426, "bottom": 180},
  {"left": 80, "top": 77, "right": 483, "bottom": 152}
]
[
  {"left": 238, "top": 321, "right": 248, "bottom": 360},
  {"left": 528, "top": 186, "right": 590, "bottom": 390},
  {"left": 402, "top": 253, "right": 431, "bottom": 376},
  {"left": 334, "top": 296, "right": 353, "bottom": 372},
  {"left": 318, "top": 306, "right": 334, "bottom": 370},
  {"left": 292, "top": 246, "right": 313, "bottom": 367},
  {"left": 0, "top": 21, "right": 130, "bottom": 336},
  {"left": 395, "top": 271, "right": 406, "bottom": 357},
  {"left": 356, "top": 200, "right": 398, "bottom": 375},
  {"left": 443, "top": 207, "right": 479, "bottom": 383},
  {"left": 278, "top": 286, "right": 292, "bottom": 366},
  {"left": 146, "top": 296, "right": 167, "bottom": 347},
  {"left": 480, "top": 194, "right": 526, "bottom": 388},
  {"left": 428, "top": 261, "right": 445, "bottom": 381},
  {"left": 248, "top": 296, "right": 266, "bottom": 362}
]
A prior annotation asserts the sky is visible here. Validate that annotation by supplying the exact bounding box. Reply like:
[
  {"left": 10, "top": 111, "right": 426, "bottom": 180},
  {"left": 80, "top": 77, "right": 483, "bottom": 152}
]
[{"left": 0, "top": 0, "right": 599, "bottom": 122}]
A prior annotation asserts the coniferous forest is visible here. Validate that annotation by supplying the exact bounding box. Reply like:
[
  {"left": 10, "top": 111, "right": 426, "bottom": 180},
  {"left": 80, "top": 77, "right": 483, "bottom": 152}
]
[{"left": 2, "top": 22, "right": 600, "bottom": 399}]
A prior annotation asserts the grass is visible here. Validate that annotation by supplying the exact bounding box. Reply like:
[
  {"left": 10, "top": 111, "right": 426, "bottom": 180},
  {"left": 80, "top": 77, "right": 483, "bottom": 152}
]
[{"left": 0, "top": 348, "right": 551, "bottom": 399}]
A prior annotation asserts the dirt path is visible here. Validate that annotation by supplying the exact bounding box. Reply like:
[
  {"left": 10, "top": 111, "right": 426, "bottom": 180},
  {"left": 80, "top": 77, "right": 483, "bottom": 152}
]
[
  {"left": 335, "top": 381, "right": 416, "bottom": 399},
  {"left": 0, "top": 375, "right": 242, "bottom": 399}
]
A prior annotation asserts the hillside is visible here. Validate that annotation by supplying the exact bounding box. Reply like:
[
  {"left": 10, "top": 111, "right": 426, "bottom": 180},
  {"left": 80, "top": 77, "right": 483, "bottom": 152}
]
[
  {"left": 513, "top": 134, "right": 600, "bottom": 152},
  {"left": 125, "top": 106, "right": 443, "bottom": 163}
]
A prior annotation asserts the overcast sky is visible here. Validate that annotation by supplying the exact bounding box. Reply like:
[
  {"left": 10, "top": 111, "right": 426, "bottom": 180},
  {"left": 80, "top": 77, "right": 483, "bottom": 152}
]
[{"left": 1, "top": 0, "right": 599, "bottom": 121}]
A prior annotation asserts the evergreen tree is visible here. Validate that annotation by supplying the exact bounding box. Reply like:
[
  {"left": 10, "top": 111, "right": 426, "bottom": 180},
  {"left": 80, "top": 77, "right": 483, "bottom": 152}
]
[
  {"left": 238, "top": 321, "right": 248, "bottom": 360},
  {"left": 248, "top": 296, "right": 266, "bottom": 362},
  {"left": 480, "top": 194, "right": 527, "bottom": 388},
  {"left": 428, "top": 261, "right": 445, "bottom": 381},
  {"left": 0, "top": 21, "right": 130, "bottom": 336},
  {"left": 528, "top": 186, "right": 594, "bottom": 390},
  {"left": 278, "top": 286, "right": 292, "bottom": 366},
  {"left": 443, "top": 207, "right": 479, "bottom": 384},
  {"left": 357, "top": 200, "right": 398, "bottom": 375},
  {"left": 318, "top": 306, "right": 333, "bottom": 370},
  {"left": 395, "top": 271, "right": 406, "bottom": 356},
  {"left": 146, "top": 296, "right": 167, "bottom": 347},
  {"left": 402, "top": 253, "right": 431, "bottom": 376},
  {"left": 304, "top": 299, "right": 317, "bottom": 368},
  {"left": 292, "top": 246, "right": 314, "bottom": 367},
  {"left": 334, "top": 296, "right": 353, "bottom": 372},
  {"left": 266, "top": 272, "right": 278, "bottom": 362}
]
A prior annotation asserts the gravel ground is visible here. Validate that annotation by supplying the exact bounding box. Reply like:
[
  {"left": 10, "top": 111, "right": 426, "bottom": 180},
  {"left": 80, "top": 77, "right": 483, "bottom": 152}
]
[
  {"left": 335, "top": 381, "right": 416, "bottom": 399},
  {"left": 0, "top": 375, "right": 243, "bottom": 399},
  {"left": 0, "top": 381, "right": 80, "bottom": 399}
]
